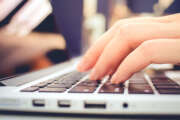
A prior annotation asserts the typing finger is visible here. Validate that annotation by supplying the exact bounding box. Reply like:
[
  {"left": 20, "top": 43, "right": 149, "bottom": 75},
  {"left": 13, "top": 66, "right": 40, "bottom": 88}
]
[
  {"left": 77, "top": 17, "right": 161, "bottom": 72},
  {"left": 111, "top": 39, "right": 180, "bottom": 84}
]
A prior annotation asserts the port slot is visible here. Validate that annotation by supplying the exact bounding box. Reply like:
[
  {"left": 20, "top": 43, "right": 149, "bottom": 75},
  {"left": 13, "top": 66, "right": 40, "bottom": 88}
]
[
  {"left": 58, "top": 100, "right": 71, "bottom": 108},
  {"left": 84, "top": 102, "right": 106, "bottom": 109},
  {"left": 32, "top": 99, "right": 45, "bottom": 107},
  {"left": 123, "top": 102, "right": 128, "bottom": 108}
]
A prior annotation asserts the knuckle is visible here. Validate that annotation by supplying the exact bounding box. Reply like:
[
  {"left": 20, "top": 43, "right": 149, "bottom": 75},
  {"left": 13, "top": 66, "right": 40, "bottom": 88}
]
[
  {"left": 110, "top": 21, "right": 122, "bottom": 31},
  {"left": 114, "top": 20, "right": 126, "bottom": 27},
  {"left": 113, "top": 20, "right": 130, "bottom": 34},
  {"left": 116, "top": 24, "right": 130, "bottom": 39},
  {"left": 114, "top": 24, "right": 134, "bottom": 45},
  {"left": 114, "top": 21, "right": 122, "bottom": 28}
]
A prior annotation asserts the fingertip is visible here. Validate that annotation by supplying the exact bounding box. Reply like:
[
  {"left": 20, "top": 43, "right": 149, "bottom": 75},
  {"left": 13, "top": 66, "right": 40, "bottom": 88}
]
[
  {"left": 77, "top": 63, "right": 86, "bottom": 72},
  {"left": 117, "top": 80, "right": 126, "bottom": 84},
  {"left": 110, "top": 75, "right": 118, "bottom": 84},
  {"left": 111, "top": 79, "right": 124, "bottom": 85},
  {"left": 76, "top": 66, "right": 84, "bottom": 72},
  {"left": 89, "top": 70, "right": 98, "bottom": 81},
  {"left": 90, "top": 66, "right": 110, "bottom": 81},
  {"left": 77, "top": 58, "right": 90, "bottom": 72},
  {"left": 110, "top": 73, "right": 127, "bottom": 84}
]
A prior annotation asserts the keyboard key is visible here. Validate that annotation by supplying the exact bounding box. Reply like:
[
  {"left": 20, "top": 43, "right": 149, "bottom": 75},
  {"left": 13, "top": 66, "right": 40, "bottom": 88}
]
[
  {"left": 21, "top": 87, "right": 39, "bottom": 92},
  {"left": 129, "top": 79, "right": 148, "bottom": 84},
  {"left": 153, "top": 83, "right": 178, "bottom": 87},
  {"left": 78, "top": 79, "right": 99, "bottom": 87},
  {"left": 151, "top": 77, "right": 176, "bottom": 83},
  {"left": 51, "top": 71, "right": 86, "bottom": 83},
  {"left": 149, "top": 71, "right": 166, "bottom": 79},
  {"left": 150, "top": 74, "right": 180, "bottom": 94},
  {"left": 54, "top": 80, "right": 76, "bottom": 85},
  {"left": 31, "top": 82, "right": 48, "bottom": 88},
  {"left": 128, "top": 84, "right": 153, "bottom": 94},
  {"left": 128, "top": 73, "right": 148, "bottom": 84},
  {"left": 55, "top": 73, "right": 70, "bottom": 80},
  {"left": 158, "top": 89, "right": 180, "bottom": 94},
  {"left": 47, "top": 83, "right": 72, "bottom": 88},
  {"left": 69, "top": 86, "right": 96, "bottom": 93},
  {"left": 45, "top": 79, "right": 56, "bottom": 84},
  {"left": 39, "top": 88, "right": 66, "bottom": 93},
  {"left": 129, "top": 72, "right": 144, "bottom": 79},
  {"left": 128, "top": 83, "right": 149, "bottom": 86},
  {"left": 155, "top": 85, "right": 180, "bottom": 89},
  {"left": 152, "top": 78, "right": 179, "bottom": 86},
  {"left": 99, "top": 82, "right": 124, "bottom": 94},
  {"left": 56, "top": 71, "right": 88, "bottom": 84},
  {"left": 153, "top": 82, "right": 177, "bottom": 86},
  {"left": 66, "top": 71, "right": 87, "bottom": 80},
  {"left": 152, "top": 79, "right": 173, "bottom": 84}
]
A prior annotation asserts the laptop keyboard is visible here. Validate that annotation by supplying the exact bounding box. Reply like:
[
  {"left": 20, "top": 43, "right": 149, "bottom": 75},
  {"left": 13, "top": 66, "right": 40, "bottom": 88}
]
[
  {"left": 21, "top": 71, "right": 180, "bottom": 95},
  {"left": 128, "top": 73, "right": 153, "bottom": 94}
]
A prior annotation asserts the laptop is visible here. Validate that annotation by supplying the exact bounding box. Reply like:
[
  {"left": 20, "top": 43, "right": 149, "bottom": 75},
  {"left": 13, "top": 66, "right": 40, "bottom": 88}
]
[
  {"left": 0, "top": 56, "right": 180, "bottom": 115},
  {"left": 1, "top": 0, "right": 180, "bottom": 116}
]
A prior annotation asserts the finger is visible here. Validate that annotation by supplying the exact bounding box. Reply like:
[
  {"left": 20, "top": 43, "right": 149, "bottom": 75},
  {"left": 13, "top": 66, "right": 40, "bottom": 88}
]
[
  {"left": 111, "top": 39, "right": 180, "bottom": 84},
  {"left": 121, "top": 22, "right": 180, "bottom": 49},
  {"left": 107, "top": 67, "right": 117, "bottom": 75},
  {"left": 77, "top": 25, "right": 117, "bottom": 72},
  {"left": 77, "top": 17, "right": 161, "bottom": 72}
]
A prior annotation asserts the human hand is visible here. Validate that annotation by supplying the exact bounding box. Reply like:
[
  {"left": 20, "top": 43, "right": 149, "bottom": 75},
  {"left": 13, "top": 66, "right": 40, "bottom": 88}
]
[
  {"left": 77, "top": 14, "right": 180, "bottom": 84},
  {"left": 0, "top": 31, "right": 65, "bottom": 73}
]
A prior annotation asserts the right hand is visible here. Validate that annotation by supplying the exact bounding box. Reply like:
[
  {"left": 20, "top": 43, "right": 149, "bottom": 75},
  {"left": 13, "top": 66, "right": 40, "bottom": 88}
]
[{"left": 77, "top": 13, "right": 180, "bottom": 84}]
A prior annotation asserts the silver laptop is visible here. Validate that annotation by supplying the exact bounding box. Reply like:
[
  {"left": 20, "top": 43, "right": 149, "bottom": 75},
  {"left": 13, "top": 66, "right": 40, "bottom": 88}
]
[
  {"left": 1, "top": 0, "right": 180, "bottom": 117},
  {"left": 0, "top": 57, "right": 180, "bottom": 115}
]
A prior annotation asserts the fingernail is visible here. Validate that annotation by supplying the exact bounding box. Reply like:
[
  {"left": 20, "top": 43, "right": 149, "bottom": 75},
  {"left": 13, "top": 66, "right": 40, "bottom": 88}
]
[{"left": 77, "top": 59, "right": 89, "bottom": 72}]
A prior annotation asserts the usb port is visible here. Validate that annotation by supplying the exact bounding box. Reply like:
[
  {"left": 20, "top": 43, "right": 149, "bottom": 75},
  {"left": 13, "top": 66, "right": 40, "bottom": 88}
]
[
  {"left": 58, "top": 100, "right": 71, "bottom": 108},
  {"left": 32, "top": 99, "right": 45, "bottom": 107},
  {"left": 84, "top": 102, "right": 106, "bottom": 109}
]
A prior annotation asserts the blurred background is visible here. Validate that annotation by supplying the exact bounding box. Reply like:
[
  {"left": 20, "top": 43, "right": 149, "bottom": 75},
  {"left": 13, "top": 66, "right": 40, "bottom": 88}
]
[{"left": 0, "top": 0, "right": 179, "bottom": 79}]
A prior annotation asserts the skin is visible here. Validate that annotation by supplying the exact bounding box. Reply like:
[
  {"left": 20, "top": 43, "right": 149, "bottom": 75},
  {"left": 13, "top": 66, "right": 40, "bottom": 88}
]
[
  {"left": 0, "top": 31, "right": 65, "bottom": 73},
  {"left": 77, "top": 13, "right": 180, "bottom": 84}
]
